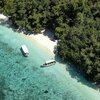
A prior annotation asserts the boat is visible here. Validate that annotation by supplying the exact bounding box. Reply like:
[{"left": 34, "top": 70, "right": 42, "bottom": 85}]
[
  {"left": 21, "top": 45, "right": 29, "bottom": 57},
  {"left": 41, "top": 59, "right": 56, "bottom": 67}
]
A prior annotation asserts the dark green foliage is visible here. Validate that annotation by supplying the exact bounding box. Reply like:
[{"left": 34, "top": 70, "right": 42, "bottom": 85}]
[{"left": 0, "top": 0, "right": 100, "bottom": 84}]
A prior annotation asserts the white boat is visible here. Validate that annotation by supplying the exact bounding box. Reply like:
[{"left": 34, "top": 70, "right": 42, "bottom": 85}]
[
  {"left": 41, "top": 59, "right": 56, "bottom": 67},
  {"left": 21, "top": 45, "right": 29, "bottom": 57}
]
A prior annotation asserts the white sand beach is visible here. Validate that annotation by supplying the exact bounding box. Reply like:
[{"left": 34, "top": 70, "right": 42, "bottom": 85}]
[
  {"left": 17, "top": 28, "right": 57, "bottom": 54},
  {"left": 0, "top": 13, "right": 57, "bottom": 54},
  {"left": 28, "top": 30, "right": 57, "bottom": 53},
  {"left": 0, "top": 14, "right": 8, "bottom": 21}
]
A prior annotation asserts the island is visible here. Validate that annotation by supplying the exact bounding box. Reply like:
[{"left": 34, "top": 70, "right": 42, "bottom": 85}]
[{"left": 0, "top": 0, "right": 100, "bottom": 85}]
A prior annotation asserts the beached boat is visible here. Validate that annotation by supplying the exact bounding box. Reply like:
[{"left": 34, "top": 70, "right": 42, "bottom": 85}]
[
  {"left": 41, "top": 59, "right": 56, "bottom": 67},
  {"left": 21, "top": 45, "right": 29, "bottom": 57}
]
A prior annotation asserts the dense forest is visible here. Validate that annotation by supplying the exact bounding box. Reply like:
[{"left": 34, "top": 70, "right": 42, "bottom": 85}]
[{"left": 0, "top": 0, "right": 100, "bottom": 84}]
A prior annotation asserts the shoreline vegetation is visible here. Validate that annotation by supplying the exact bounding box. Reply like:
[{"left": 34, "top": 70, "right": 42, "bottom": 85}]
[{"left": 0, "top": 0, "right": 100, "bottom": 85}]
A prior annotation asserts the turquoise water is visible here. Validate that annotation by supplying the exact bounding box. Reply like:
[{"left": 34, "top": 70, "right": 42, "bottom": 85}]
[{"left": 0, "top": 24, "right": 100, "bottom": 100}]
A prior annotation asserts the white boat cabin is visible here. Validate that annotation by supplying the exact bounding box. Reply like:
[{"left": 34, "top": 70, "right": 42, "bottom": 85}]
[
  {"left": 21, "top": 45, "right": 29, "bottom": 57},
  {"left": 41, "top": 59, "right": 56, "bottom": 67}
]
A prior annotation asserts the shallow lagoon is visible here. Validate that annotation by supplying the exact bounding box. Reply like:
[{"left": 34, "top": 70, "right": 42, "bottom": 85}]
[{"left": 0, "top": 24, "right": 100, "bottom": 100}]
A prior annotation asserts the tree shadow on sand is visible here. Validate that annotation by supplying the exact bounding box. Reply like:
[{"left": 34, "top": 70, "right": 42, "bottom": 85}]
[
  {"left": 43, "top": 29, "right": 56, "bottom": 42},
  {"left": 54, "top": 54, "right": 99, "bottom": 91}
]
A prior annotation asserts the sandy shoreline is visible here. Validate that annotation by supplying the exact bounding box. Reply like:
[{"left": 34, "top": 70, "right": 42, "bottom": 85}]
[
  {"left": 0, "top": 13, "right": 57, "bottom": 54},
  {"left": 29, "top": 33, "right": 57, "bottom": 53},
  {"left": 20, "top": 29, "right": 57, "bottom": 54}
]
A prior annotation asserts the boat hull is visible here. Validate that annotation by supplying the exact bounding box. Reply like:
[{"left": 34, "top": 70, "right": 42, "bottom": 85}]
[{"left": 41, "top": 62, "right": 56, "bottom": 67}]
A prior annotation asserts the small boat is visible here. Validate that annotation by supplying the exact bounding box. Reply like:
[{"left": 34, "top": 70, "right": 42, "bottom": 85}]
[
  {"left": 41, "top": 59, "right": 56, "bottom": 67},
  {"left": 21, "top": 45, "right": 29, "bottom": 57}
]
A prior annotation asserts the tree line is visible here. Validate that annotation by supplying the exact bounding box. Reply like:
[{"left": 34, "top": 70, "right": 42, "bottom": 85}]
[{"left": 0, "top": 0, "right": 100, "bottom": 84}]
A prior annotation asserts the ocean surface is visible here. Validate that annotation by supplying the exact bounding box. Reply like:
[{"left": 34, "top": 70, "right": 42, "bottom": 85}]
[{"left": 0, "top": 24, "right": 100, "bottom": 100}]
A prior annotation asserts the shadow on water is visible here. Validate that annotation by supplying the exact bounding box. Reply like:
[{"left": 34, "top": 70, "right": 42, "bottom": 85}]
[
  {"left": 54, "top": 54, "right": 99, "bottom": 91},
  {"left": 20, "top": 48, "right": 25, "bottom": 57},
  {"left": 54, "top": 54, "right": 68, "bottom": 65},
  {"left": 20, "top": 48, "right": 28, "bottom": 57},
  {"left": 0, "top": 76, "right": 6, "bottom": 100},
  {"left": 0, "top": 22, "right": 17, "bottom": 32}
]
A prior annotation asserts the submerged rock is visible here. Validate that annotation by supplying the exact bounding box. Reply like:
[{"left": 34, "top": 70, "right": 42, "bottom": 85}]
[{"left": 44, "top": 90, "right": 48, "bottom": 94}]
